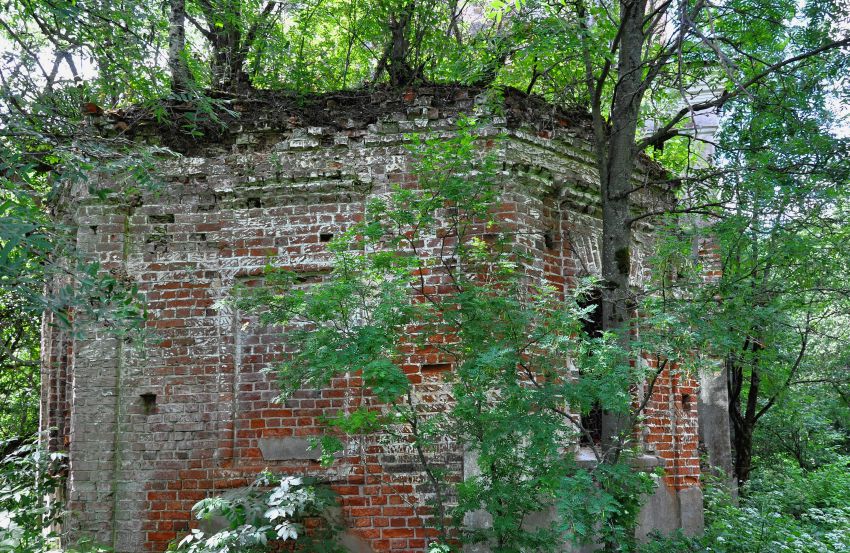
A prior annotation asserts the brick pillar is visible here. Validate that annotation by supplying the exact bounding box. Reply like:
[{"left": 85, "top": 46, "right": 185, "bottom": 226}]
[
  {"left": 62, "top": 210, "right": 132, "bottom": 549},
  {"left": 40, "top": 307, "right": 72, "bottom": 454},
  {"left": 695, "top": 237, "right": 735, "bottom": 491},
  {"left": 637, "top": 359, "right": 704, "bottom": 538}
]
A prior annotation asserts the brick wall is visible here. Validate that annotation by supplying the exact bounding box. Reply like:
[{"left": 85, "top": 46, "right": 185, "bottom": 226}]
[{"left": 41, "top": 86, "right": 701, "bottom": 552}]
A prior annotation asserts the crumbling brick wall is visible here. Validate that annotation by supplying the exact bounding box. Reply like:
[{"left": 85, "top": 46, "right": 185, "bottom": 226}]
[{"left": 41, "top": 85, "right": 703, "bottom": 553}]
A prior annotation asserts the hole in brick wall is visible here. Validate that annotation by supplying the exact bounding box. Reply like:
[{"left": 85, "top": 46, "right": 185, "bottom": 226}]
[
  {"left": 319, "top": 233, "right": 334, "bottom": 243},
  {"left": 422, "top": 362, "right": 451, "bottom": 373},
  {"left": 483, "top": 233, "right": 501, "bottom": 247},
  {"left": 543, "top": 229, "right": 555, "bottom": 250},
  {"left": 140, "top": 392, "right": 157, "bottom": 414},
  {"left": 145, "top": 228, "right": 170, "bottom": 253},
  {"left": 149, "top": 214, "right": 175, "bottom": 224},
  {"left": 89, "top": 225, "right": 98, "bottom": 234},
  {"left": 246, "top": 197, "right": 263, "bottom": 208},
  {"left": 294, "top": 271, "right": 329, "bottom": 285},
  {"left": 682, "top": 394, "right": 692, "bottom": 411}
]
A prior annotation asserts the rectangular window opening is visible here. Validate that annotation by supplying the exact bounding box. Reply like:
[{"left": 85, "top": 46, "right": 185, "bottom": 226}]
[{"left": 579, "top": 290, "right": 603, "bottom": 446}]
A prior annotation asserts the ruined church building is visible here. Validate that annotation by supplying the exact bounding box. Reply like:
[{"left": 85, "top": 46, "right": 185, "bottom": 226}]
[{"left": 41, "top": 86, "right": 732, "bottom": 552}]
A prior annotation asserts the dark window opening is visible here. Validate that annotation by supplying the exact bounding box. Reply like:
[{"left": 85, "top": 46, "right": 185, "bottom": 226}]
[
  {"left": 579, "top": 290, "right": 603, "bottom": 446},
  {"left": 140, "top": 392, "right": 157, "bottom": 415},
  {"left": 543, "top": 229, "right": 555, "bottom": 250},
  {"left": 149, "top": 214, "right": 175, "bottom": 224}
]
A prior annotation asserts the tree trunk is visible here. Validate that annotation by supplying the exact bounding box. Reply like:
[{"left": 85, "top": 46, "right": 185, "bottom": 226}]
[
  {"left": 210, "top": 29, "right": 247, "bottom": 91},
  {"left": 168, "top": 0, "right": 191, "bottom": 92},
  {"left": 732, "top": 421, "right": 753, "bottom": 485},
  {"left": 598, "top": 0, "right": 648, "bottom": 446},
  {"left": 727, "top": 352, "right": 756, "bottom": 486},
  {"left": 386, "top": 2, "right": 417, "bottom": 87},
  {"left": 201, "top": 0, "right": 248, "bottom": 91}
]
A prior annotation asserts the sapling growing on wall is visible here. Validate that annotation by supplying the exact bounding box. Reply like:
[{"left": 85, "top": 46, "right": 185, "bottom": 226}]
[{"left": 236, "top": 119, "right": 689, "bottom": 552}]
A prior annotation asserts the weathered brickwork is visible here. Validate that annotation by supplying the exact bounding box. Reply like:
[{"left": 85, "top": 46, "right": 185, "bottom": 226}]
[{"left": 41, "top": 86, "right": 704, "bottom": 552}]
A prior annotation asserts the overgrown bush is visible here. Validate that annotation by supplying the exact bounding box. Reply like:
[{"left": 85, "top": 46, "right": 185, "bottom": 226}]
[
  {"left": 0, "top": 438, "right": 64, "bottom": 553},
  {"left": 171, "top": 473, "right": 342, "bottom": 553},
  {"left": 639, "top": 456, "right": 850, "bottom": 553},
  {"left": 753, "top": 388, "right": 850, "bottom": 470},
  {"left": 0, "top": 437, "right": 115, "bottom": 553}
]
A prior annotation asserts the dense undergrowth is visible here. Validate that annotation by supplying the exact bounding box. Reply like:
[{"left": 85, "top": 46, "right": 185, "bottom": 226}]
[{"left": 640, "top": 457, "right": 850, "bottom": 553}]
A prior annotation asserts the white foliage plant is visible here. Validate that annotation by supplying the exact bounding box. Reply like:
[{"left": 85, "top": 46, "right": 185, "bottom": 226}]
[{"left": 176, "top": 475, "right": 322, "bottom": 553}]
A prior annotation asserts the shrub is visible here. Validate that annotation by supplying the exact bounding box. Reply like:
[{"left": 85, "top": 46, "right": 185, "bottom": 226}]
[
  {"left": 171, "top": 472, "right": 343, "bottom": 553},
  {"left": 0, "top": 438, "right": 65, "bottom": 553},
  {"left": 639, "top": 456, "right": 850, "bottom": 553}
]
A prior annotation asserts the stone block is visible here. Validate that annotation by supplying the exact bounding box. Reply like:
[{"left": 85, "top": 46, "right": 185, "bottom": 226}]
[
  {"left": 258, "top": 437, "right": 321, "bottom": 461},
  {"left": 636, "top": 484, "right": 680, "bottom": 541},
  {"left": 678, "top": 486, "right": 704, "bottom": 536},
  {"left": 339, "top": 532, "right": 375, "bottom": 553}
]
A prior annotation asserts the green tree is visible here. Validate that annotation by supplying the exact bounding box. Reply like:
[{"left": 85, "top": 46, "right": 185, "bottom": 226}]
[
  {"left": 426, "top": 0, "right": 847, "bottom": 466},
  {"left": 236, "top": 122, "right": 696, "bottom": 552},
  {"left": 649, "top": 53, "right": 850, "bottom": 484},
  {"left": 0, "top": 0, "right": 153, "bottom": 443}
]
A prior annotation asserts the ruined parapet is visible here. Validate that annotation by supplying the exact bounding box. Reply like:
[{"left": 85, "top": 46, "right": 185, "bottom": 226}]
[{"left": 42, "top": 85, "right": 703, "bottom": 552}]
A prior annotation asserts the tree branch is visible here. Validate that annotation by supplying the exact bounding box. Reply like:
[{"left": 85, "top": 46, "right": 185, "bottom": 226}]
[{"left": 638, "top": 36, "right": 850, "bottom": 152}]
